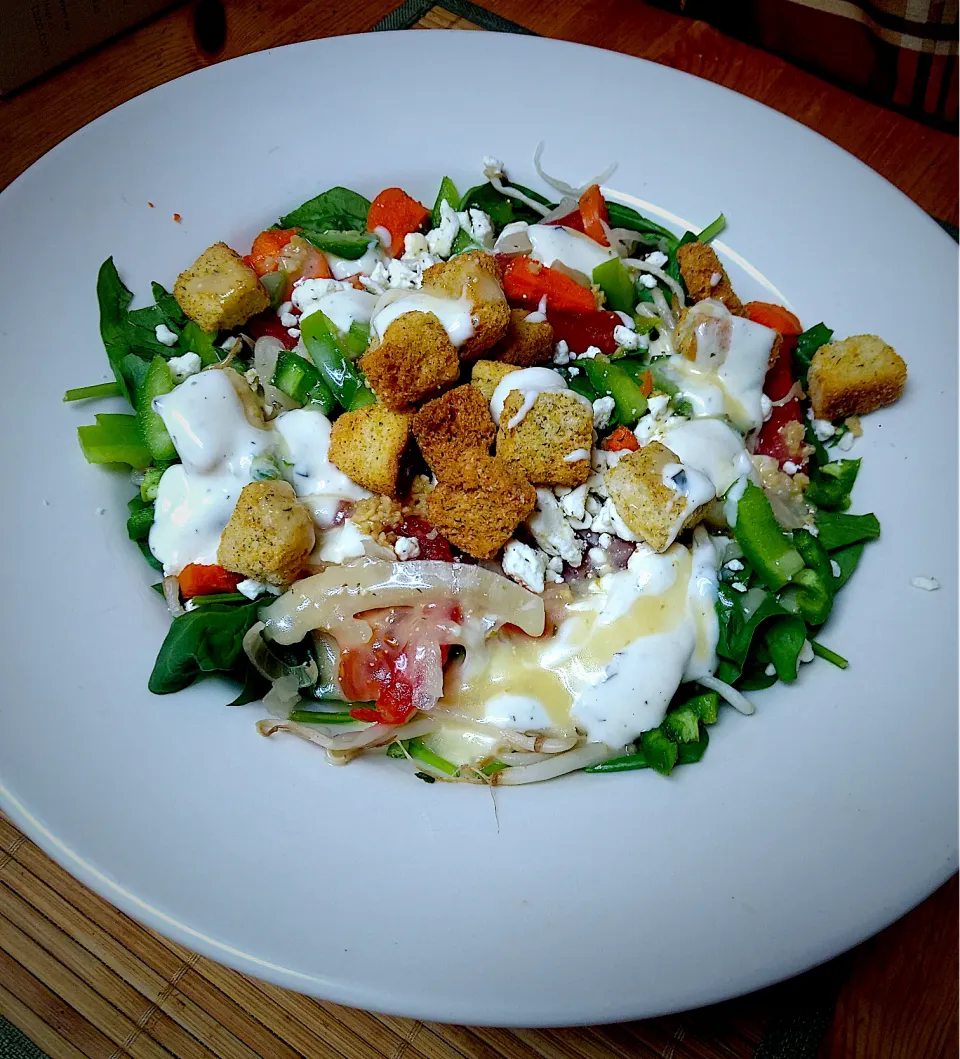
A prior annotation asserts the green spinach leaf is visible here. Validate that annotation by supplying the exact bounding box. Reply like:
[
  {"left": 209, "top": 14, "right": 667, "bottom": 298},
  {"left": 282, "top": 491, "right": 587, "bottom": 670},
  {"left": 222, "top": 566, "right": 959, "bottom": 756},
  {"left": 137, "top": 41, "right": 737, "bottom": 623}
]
[
  {"left": 279, "top": 186, "right": 371, "bottom": 233},
  {"left": 793, "top": 322, "right": 833, "bottom": 382},
  {"left": 806, "top": 459, "right": 860, "bottom": 512},
  {"left": 299, "top": 230, "right": 375, "bottom": 259},
  {"left": 715, "top": 583, "right": 806, "bottom": 684},
  {"left": 457, "top": 181, "right": 554, "bottom": 231},
  {"left": 814, "top": 511, "right": 881, "bottom": 551},
  {"left": 148, "top": 598, "right": 263, "bottom": 695}
]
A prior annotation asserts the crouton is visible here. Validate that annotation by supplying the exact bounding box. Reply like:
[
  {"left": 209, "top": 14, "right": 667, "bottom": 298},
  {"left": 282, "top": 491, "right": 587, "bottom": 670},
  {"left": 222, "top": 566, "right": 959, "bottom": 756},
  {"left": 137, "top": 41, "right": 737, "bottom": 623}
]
[
  {"left": 426, "top": 452, "right": 536, "bottom": 560},
  {"left": 675, "top": 303, "right": 782, "bottom": 368},
  {"left": 174, "top": 242, "right": 269, "bottom": 333},
  {"left": 490, "top": 309, "right": 554, "bottom": 367},
  {"left": 676, "top": 242, "right": 744, "bottom": 316},
  {"left": 471, "top": 359, "right": 520, "bottom": 401},
  {"left": 807, "top": 334, "right": 906, "bottom": 421},
  {"left": 217, "top": 480, "right": 314, "bottom": 586},
  {"left": 605, "top": 442, "right": 705, "bottom": 552},
  {"left": 496, "top": 391, "right": 593, "bottom": 487},
  {"left": 328, "top": 403, "right": 413, "bottom": 497},
  {"left": 360, "top": 312, "right": 460, "bottom": 411},
  {"left": 413, "top": 385, "right": 496, "bottom": 485},
  {"left": 422, "top": 250, "right": 510, "bottom": 360}
]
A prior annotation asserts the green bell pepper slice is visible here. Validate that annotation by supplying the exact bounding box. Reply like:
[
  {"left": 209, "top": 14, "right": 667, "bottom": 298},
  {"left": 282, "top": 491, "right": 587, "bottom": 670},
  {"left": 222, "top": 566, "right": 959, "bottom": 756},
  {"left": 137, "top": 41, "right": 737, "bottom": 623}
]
[
  {"left": 77, "top": 414, "right": 152, "bottom": 469},
  {"left": 300, "top": 310, "right": 376, "bottom": 411},
  {"left": 582, "top": 357, "right": 648, "bottom": 425},
  {"left": 733, "top": 481, "right": 804, "bottom": 591},
  {"left": 592, "top": 258, "right": 636, "bottom": 314}
]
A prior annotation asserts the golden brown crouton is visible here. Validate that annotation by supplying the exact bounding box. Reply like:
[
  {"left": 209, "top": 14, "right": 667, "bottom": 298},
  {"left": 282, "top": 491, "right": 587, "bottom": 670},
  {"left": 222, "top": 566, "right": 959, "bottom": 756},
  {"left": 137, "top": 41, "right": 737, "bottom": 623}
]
[
  {"left": 426, "top": 452, "right": 536, "bottom": 560},
  {"left": 174, "top": 242, "right": 268, "bottom": 333},
  {"left": 496, "top": 391, "right": 593, "bottom": 488},
  {"left": 360, "top": 312, "right": 460, "bottom": 411},
  {"left": 217, "top": 481, "right": 314, "bottom": 586},
  {"left": 413, "top": 385, "right": 496, "bottom": 485},
  {"left": 470, "top": 359, "right": 520, "bottom": 401},
  {"left": 490, "top": 309, "right": 555, "bottom": 367},
  {"left": 676, "top": 242, "right": 744, "bottom": 316},
  {"left": 605, "top": 442, "right": 705, "bottom": 552},
  {"left": 807, "top": 335, "right": 906, "bottom": 421},
  {"left": 328, "top": 403, "right": 413, "bottom": 497},
  {"left": 422, "top": 250, "right": 510, "bottom": 360}
]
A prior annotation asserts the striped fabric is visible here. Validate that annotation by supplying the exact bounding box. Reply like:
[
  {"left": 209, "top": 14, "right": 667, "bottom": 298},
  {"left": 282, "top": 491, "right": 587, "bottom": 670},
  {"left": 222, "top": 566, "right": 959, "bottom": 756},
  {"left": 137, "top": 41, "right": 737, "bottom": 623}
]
[{"left": 658, "top": 0, "right": 958, "bottom": 127}]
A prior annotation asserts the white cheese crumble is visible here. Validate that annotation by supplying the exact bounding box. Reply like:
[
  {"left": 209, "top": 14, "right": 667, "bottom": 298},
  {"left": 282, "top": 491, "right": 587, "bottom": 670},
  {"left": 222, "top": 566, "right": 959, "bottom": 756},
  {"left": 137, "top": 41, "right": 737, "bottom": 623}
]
[
  {"left": 236, "top": 579, "right": 281, "bottom": 600},
  {"left": 709, "top": 271, "right": 723, "bottom": 287},
  {"left": 167, "top": 352, "right": 202, "bottom": 383},
  {"left": 553, "top": 339, "right": 571, "bottom": 365},
  {"left": 614, "top": 324, "right": 643, "bottom": 350},
  {"left": 830, "top": 559, "right": 842, "bottom": 578},
  {"left": 725, "top": 559, "right": 744, "bottom": 572},
  {"left": 394, "top": 536, "right": 421, "bottom": 561},
  {"left": 810, "top": 417, "right": 836, "bottom": 440},
  {"left": 639, "top": 274, "right": 658, "bottom": 289},
  {"left": 502, "top": 540, "right": 548, "bottom": 594},
  {"left": 592, "top": 396, "right": 616, "bottom": 430},
  {"left": 426, "top": 199, "right": 459, "bottom": 258},
  {"left": 155, "top": 323, "right": 178, "bottom": 347},
  {"left": 645, "top": 251, "right": 668, "bottom": 269},
  {"left": 911, "top": 576, "right": 940, "bottom": 591}
]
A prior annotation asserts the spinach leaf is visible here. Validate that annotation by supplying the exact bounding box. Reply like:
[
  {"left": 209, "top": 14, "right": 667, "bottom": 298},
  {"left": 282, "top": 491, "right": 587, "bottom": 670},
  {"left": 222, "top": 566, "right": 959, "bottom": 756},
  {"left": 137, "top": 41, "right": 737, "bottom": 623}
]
[
  {"left": 97, "top": 258, "right": 138, "bottom": 403},
  {"left": 793, "top": 322, "right": 833, "bottom": 381},
  {"left": 830, "top": 541, "right": 865, "bottom": 589},
  {"left": 715, "top": 583, "right": 806, "bottom": 684},
  {"left": 299, "top": 230, "right": 375, "bottom": 259},
  {"left": 815, "top": 511, "right": 881, "bottom": 551},
  {"left": 148, "top": 598, "right": 263, "bottom": 694},
  {"left": 151, "top": 281, "right": 187, "bottom": 327},
  {"left": 763, "top": 617, "right": 807, "bottom": 683},
  {"left": 457, "top": 181, "right": 554, "bottom": 231},
  {"left": 177, "top": 320, "right": 220, "bottom": 366},
  {"left": 279, "top": 186, "right": 371, "bottom": 233},
  {"left": 806, "top": 459, "right": 860, "bottom": 512},
  {"left": 137, "top": 539, "right": 164, "bottom": 571},
  {"left": 227, "top": 666, "right": 271, "bottom": 707},
  {"left": 605, "top": 202, "right": 677, "bottom": 248},
  {"left": 126, "top": 496, "right": 154, "bottom": 542}
]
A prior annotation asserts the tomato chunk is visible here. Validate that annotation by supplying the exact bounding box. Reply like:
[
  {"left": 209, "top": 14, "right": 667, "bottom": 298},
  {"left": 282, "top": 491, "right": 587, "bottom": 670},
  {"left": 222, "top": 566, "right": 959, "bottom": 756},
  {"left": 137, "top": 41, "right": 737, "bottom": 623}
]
[
  {"left": 578, "top": 184, "right": 610, "bottom": 245},
  {"left": 247, "top": 228, "right": 298, "bottom": 276},
  {"left": 501, "top": 256, "right": 597, "bottom": 314},
  {"left": 745, "top": 301, "right": 803, "bottom": 337},
  {"left": 178, "top": 564, "right": 243, "bottom": 599},
  {"left": 546, "top": 308, "right": 620, "bottom": 354},
  {"left": 397, "top": 516, "right": 454, "bottom": 562},
  {"left": 367, "top": 188, "right": 430, "bottom": 257}
]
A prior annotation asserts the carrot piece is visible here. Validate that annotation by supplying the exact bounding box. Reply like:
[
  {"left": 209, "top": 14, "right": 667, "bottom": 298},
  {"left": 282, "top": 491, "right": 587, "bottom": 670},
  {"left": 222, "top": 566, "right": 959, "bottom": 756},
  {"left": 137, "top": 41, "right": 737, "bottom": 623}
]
[
  {"left": 744, "top": 301, "right": 803, "bottom": 336},
  {"left": 601, "top": 425, "right": 640, "bottom": 452},
  {"left": 501, "top": 256, "right": 598, "bottom": 313},
  {"left": 298, "top": 247, "right": 333, "bottom": 281},
  {"left": 178, "top": 563, "right": 243, "bottom": 599},
  {"left": 640, "top": 369, "right": 654, "bottom": 398},
  {"left": 578, "top": 184, "right": 610, "bottom": 245},
  {"left": 248, "top": 228, "right": 299, "bottom": 276},
  {"left": 367, "top": 188, "right": 430, "bottom": 257}
]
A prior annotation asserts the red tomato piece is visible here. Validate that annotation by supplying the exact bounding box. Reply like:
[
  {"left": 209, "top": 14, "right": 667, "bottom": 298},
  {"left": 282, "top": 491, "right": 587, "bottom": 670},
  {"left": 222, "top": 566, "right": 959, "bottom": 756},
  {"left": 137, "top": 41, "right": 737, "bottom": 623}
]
[
  {"left": 178, "top": 564, "right": 243, "bottom": 599},
  {"left": 247, "top": 228, "right": 298, "bottom": 276},
  {"left": 243, "top": 311, "right": 296, "bottom": 348},
  {"left": 367, "top": 188, "right": 430, "bottom": 257},
  {"left": 545, "top": 309, "right": 621, "bottom": 355},
  {"left": 544, "top": 210, "right": 586, "bottom": 234},
  {"left": 501, "top": 256, "right": 597, "bottom": 314},
  {"left": 397, "top": 516, "right": 454, "bottom": 562},
  {"left": 578, "top": 184, "right": 610, "bottom": 245}
]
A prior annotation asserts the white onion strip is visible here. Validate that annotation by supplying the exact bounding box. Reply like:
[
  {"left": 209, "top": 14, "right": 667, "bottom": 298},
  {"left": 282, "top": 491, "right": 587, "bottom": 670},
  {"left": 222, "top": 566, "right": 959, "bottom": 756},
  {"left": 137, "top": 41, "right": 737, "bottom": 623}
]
[
  {"left": 698, "top": 675, "right": 755, "bottom": 716},
  {"left": 491, "top": 743, "right": 613, "bottom": 784},
  {"left": 162, "top": 576, "right": 184, "bottom": 617},
  {"left": 533, "top": 141, "right": 618, "bottom": 198},
  {"left": 256, "top": 715, "right": 439, "bottom": 752},
  {"left": 622, "top": 257, "right": 686, "bottom": 309},
  {"left": 489, "top": 176, "right": 550, "bottom": 217},
  {"left": 771, "top": 381, "right": 805, "bottom": 407}
]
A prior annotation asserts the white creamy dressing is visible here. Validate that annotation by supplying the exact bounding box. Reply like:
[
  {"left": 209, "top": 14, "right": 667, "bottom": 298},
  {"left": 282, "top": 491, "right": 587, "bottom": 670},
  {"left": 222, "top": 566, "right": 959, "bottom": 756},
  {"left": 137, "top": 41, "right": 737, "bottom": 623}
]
[
  {"left": 441, "top": 529, "right": 720, "bottom": 752},
  {"left": 653, "top": 417, "right": 754, "bottom": 497},
  {"left": 489, "top": 366, "right": 591, "bottom": 429},
  {"left": 526, "top": 224, "right": 618, "bottom": 277},
  {"left": 149, "top": 373, "right": 370, "bottom": 575},
  {"left": 666, "top": 300, "right": 777, "bottom": 432},
  {"left": 659, "top": 462, "right": 717, "bottom": 548},
  {"left": 370, "top": 290, "right": 475, "bottom": 347},
  {"left": 293, "top": 280, "right": 377, "bottom": 335},
  {"left": 323, "top": 243, "right": 382, "bottom": 280}
]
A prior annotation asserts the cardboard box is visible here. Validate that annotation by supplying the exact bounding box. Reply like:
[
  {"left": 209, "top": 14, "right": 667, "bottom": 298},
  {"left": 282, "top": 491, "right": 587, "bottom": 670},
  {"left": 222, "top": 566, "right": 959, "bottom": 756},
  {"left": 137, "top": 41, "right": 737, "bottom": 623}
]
[{"left": 1, "top": 0, "right": 179, "bottom": 95}]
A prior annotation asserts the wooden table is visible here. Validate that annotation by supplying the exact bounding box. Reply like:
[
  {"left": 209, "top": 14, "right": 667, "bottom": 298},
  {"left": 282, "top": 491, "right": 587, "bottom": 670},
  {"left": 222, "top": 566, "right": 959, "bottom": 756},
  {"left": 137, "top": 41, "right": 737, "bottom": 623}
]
[{"left": 0, "top": 3, "right": 956, "bottom": 1057}]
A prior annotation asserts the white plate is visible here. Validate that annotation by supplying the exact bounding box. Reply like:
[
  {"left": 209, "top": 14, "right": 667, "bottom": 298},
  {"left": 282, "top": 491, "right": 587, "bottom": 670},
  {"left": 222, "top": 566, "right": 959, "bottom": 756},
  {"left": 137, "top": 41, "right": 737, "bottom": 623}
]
[{"left": 0, "top": 31, "right": 955, "bottom": 1026}]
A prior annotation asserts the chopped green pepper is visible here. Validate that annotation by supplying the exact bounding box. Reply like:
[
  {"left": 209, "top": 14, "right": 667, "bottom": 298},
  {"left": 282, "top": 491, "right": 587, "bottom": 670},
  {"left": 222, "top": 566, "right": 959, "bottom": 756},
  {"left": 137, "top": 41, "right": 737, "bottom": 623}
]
[
  {"left": 300, "top": 310, "right": 374, "bottom": 411},
  {"left": 139, "top": 466, "right": 165, "bottom": 502},
  {"left": 584, "top": 750, "right": 650, "bottom": 774},
  {"left": 592, "top": 258, "right": 636, "bottom": 314},
  {"left": 64, "top": 381, "right": 123, "bottom": 402},
  {"left": 273, "top": 349, "right": 335, "bottom": 413},
  {"left": 582, "top": 357, "right": 648, "bottom": 425},
  {"left": 136, "top": 356, "right": 177, "bottom": 461},
  {"left": 640, "top": 728, "right": 679, "bottom": 776},
  {"left": 794, "top": 529, "right": 833, "bottom": 583},
  {"left": 288, "top": 709, "right": 356, "bottom": 724},
  {"left": 662, "top": 705, "right": 700, "bottom": 743},
  {"left": 260, "top": 270, "right": 288, "bottom": 311},
  {"left": 77, "top": 413, "right": 152, "bottom": 469},
  {"left": 778, "top": 568, "right": 833, "bottom": 626},
  {"left": 733, "top": 481, "right": 804, "bottom": 591},
  {"left": 806, "top": 459, "right": 860, "bottom": 512},
  {"left": 677, "top": 726, "right": 710, "bottom": 764},
  {"left": 125, "top": 496, "right": 154, "bottom": 542}
]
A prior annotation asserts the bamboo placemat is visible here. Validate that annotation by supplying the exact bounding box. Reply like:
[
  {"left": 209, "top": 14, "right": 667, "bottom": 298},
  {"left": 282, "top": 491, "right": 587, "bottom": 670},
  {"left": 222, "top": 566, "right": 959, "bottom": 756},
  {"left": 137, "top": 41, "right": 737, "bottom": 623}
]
[{"left": 0, "top": 4, "right": 953, "bottom": 1059}]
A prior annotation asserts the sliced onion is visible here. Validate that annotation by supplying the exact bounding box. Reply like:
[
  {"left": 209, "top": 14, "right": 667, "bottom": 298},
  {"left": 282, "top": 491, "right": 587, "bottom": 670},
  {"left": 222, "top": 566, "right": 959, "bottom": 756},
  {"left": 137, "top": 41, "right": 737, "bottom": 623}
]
[
  {"left": 256, "top": 715, "right": 438, "bottom": 751},
  {"left": 622, "top": 257, "right": 686, "bottom": 310},
  {"left": 491, "top": 743, "right": 613, "bottom": 784},
  {"left": 551, "top": 261, "right": 592, "bottom": 289},
  {"left": 218, "top": 366, "right": 266, "bottom": 427},
  {"left": 651, "top": 287, "right": 678, "bottom": 332},
  {"left": 771, "top": 381, "right": 804, "bottom": 407},
  {"left": 253, "top": 336, "right": 299, "bottom": 415},
  {"left": 533, "top": 141, "right": 617, "bottom": 198},
  {"left": 243, "top": 622, "right": 318, "bottom": 686},
  {"left": 493, "top": 225, "right": 534, "bottom": 255},
  {"left": 487, "top": 175, "right": 550, "bottom": 217},
  {"left": 162, "top": 576, "right": 184, "bottom": 617},
  {"left": 538, "top": 195, "right": 580, "bottom": 225},
  {"left": 698, "top": 675, "right": 755, "bottom": 716},
  {"left": 605, "top": 225, "right": 643, "bottom": 257},
  {"left": 498, "top": 730, "right": 580, "bottom": 754},
  {"left": 261, "top": 674, "right": 300, "bottom": 718}
]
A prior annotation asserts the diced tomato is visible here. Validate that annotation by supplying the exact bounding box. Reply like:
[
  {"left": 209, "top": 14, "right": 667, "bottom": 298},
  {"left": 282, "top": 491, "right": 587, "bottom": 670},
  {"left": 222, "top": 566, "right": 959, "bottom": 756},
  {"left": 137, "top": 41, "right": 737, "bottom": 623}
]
[
  {"left": 397, "top": 516, "right": 454, "bottom": 562},
  {"left": 367, "top": 188, "right": 430, "bottom": 258},
  {"left": 639, "top": 368, "right": 654, "bottom": 398},
  {"left": 545, "top": 210, "right": 586, "bottom": 234},
  {"left": 244, "top": 311, "right": 296, "bottom": 348},
  {"left": 754, "top": 333, "right": 807, "bottom": 468},
  {"left": 578, "top": 184, "right": 610, "bottom": 245},
  {"left": 247, "top": 228, "right": 298, "bottom": 277},
  {"left": 601, "top": 425, "right": 639, "bottom": 452},
  {"left": 298, "top": 249, "right": 333, "bottom": 282},
  {"left": 763, "top": 335, "right": 798, "bottom": 402},
  {"left": 745, "top": 301, "right": 803, "bottom": 336},
  {"left": 545, "top": 308, "right": 620, "bottom": 354},
  {"left": 502, "top": 256, "right": 597, "bottom": 313},
  {"left": 178, "top": 564, "right": 243, "bottom": 599},
  {"left": 339, "top": 601, "right": 462, "bottom": 724}
]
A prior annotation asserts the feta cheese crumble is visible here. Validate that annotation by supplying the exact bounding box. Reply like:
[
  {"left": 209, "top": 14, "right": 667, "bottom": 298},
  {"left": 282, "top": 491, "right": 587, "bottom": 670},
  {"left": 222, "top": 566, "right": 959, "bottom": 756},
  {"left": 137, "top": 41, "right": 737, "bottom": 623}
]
[
  {"left": 910, "top": 576, "right": 940, "bottom": 591},
  {"left": 155, "top": 323, "right": 178, "bottom": 347},
  {"left": 502, "top": 540, "right": 548, "bottom": 594},
  {"left": 394, "top": 536, "right": 421, "bottom": 561},
  {"left": 592, "top": 396, "right": 616, "bottom": 430}
]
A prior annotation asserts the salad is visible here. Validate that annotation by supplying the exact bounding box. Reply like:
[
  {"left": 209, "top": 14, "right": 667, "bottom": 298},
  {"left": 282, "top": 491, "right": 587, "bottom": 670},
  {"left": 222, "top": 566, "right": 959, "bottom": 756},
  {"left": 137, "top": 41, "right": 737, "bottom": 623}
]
[{"left": 69, "top": 152, "right": 907, "bottom": 784}]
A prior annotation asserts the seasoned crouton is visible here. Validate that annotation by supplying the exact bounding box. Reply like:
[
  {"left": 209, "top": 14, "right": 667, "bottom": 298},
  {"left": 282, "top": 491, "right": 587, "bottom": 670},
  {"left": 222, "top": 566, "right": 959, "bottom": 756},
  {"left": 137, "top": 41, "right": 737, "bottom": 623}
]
[
  {"left": 496, "top": 391, "right": 593, "bottom": 487},
  {"left": 422, "top": 250, "right": 510, "bottom": 360},
  {"left": 807, "top": 335, "right": 906, "bottom": 421},
  {"left": 471, "top": 359, "right": 520, "bottom": 401},
  {"left": 360, "top": 312, "right": 460, "bottom": 411},
  {"left": 605, "top": 442, "right": 705, "bottom": 552},
  {"left": 328, "top": 403, "right": 413, "bottom": 497},
  {"left": 413, "top": 385, "right": 496, "bottom": 485},
  {"left": 174, "top": 242, "right": 268, "bottom": 333},
  {"left": 217, "top": 480, "right": 314, "bottom": 586},
  {"left": 676, "top": 242, "right": 744, "bottom": 316},
  {"left": 490, "top": 309, "right": 554, "bottom": 367},
  {"left": 426, "top": 452, "right": 536, "bottom": 560}
]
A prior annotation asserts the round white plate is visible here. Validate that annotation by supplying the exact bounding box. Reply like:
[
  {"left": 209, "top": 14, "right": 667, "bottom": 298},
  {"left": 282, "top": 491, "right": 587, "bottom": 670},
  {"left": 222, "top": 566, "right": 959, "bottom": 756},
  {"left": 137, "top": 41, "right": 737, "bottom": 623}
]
[{"left": 0, "top": 31, "right": 956, "bottom": 1027}]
